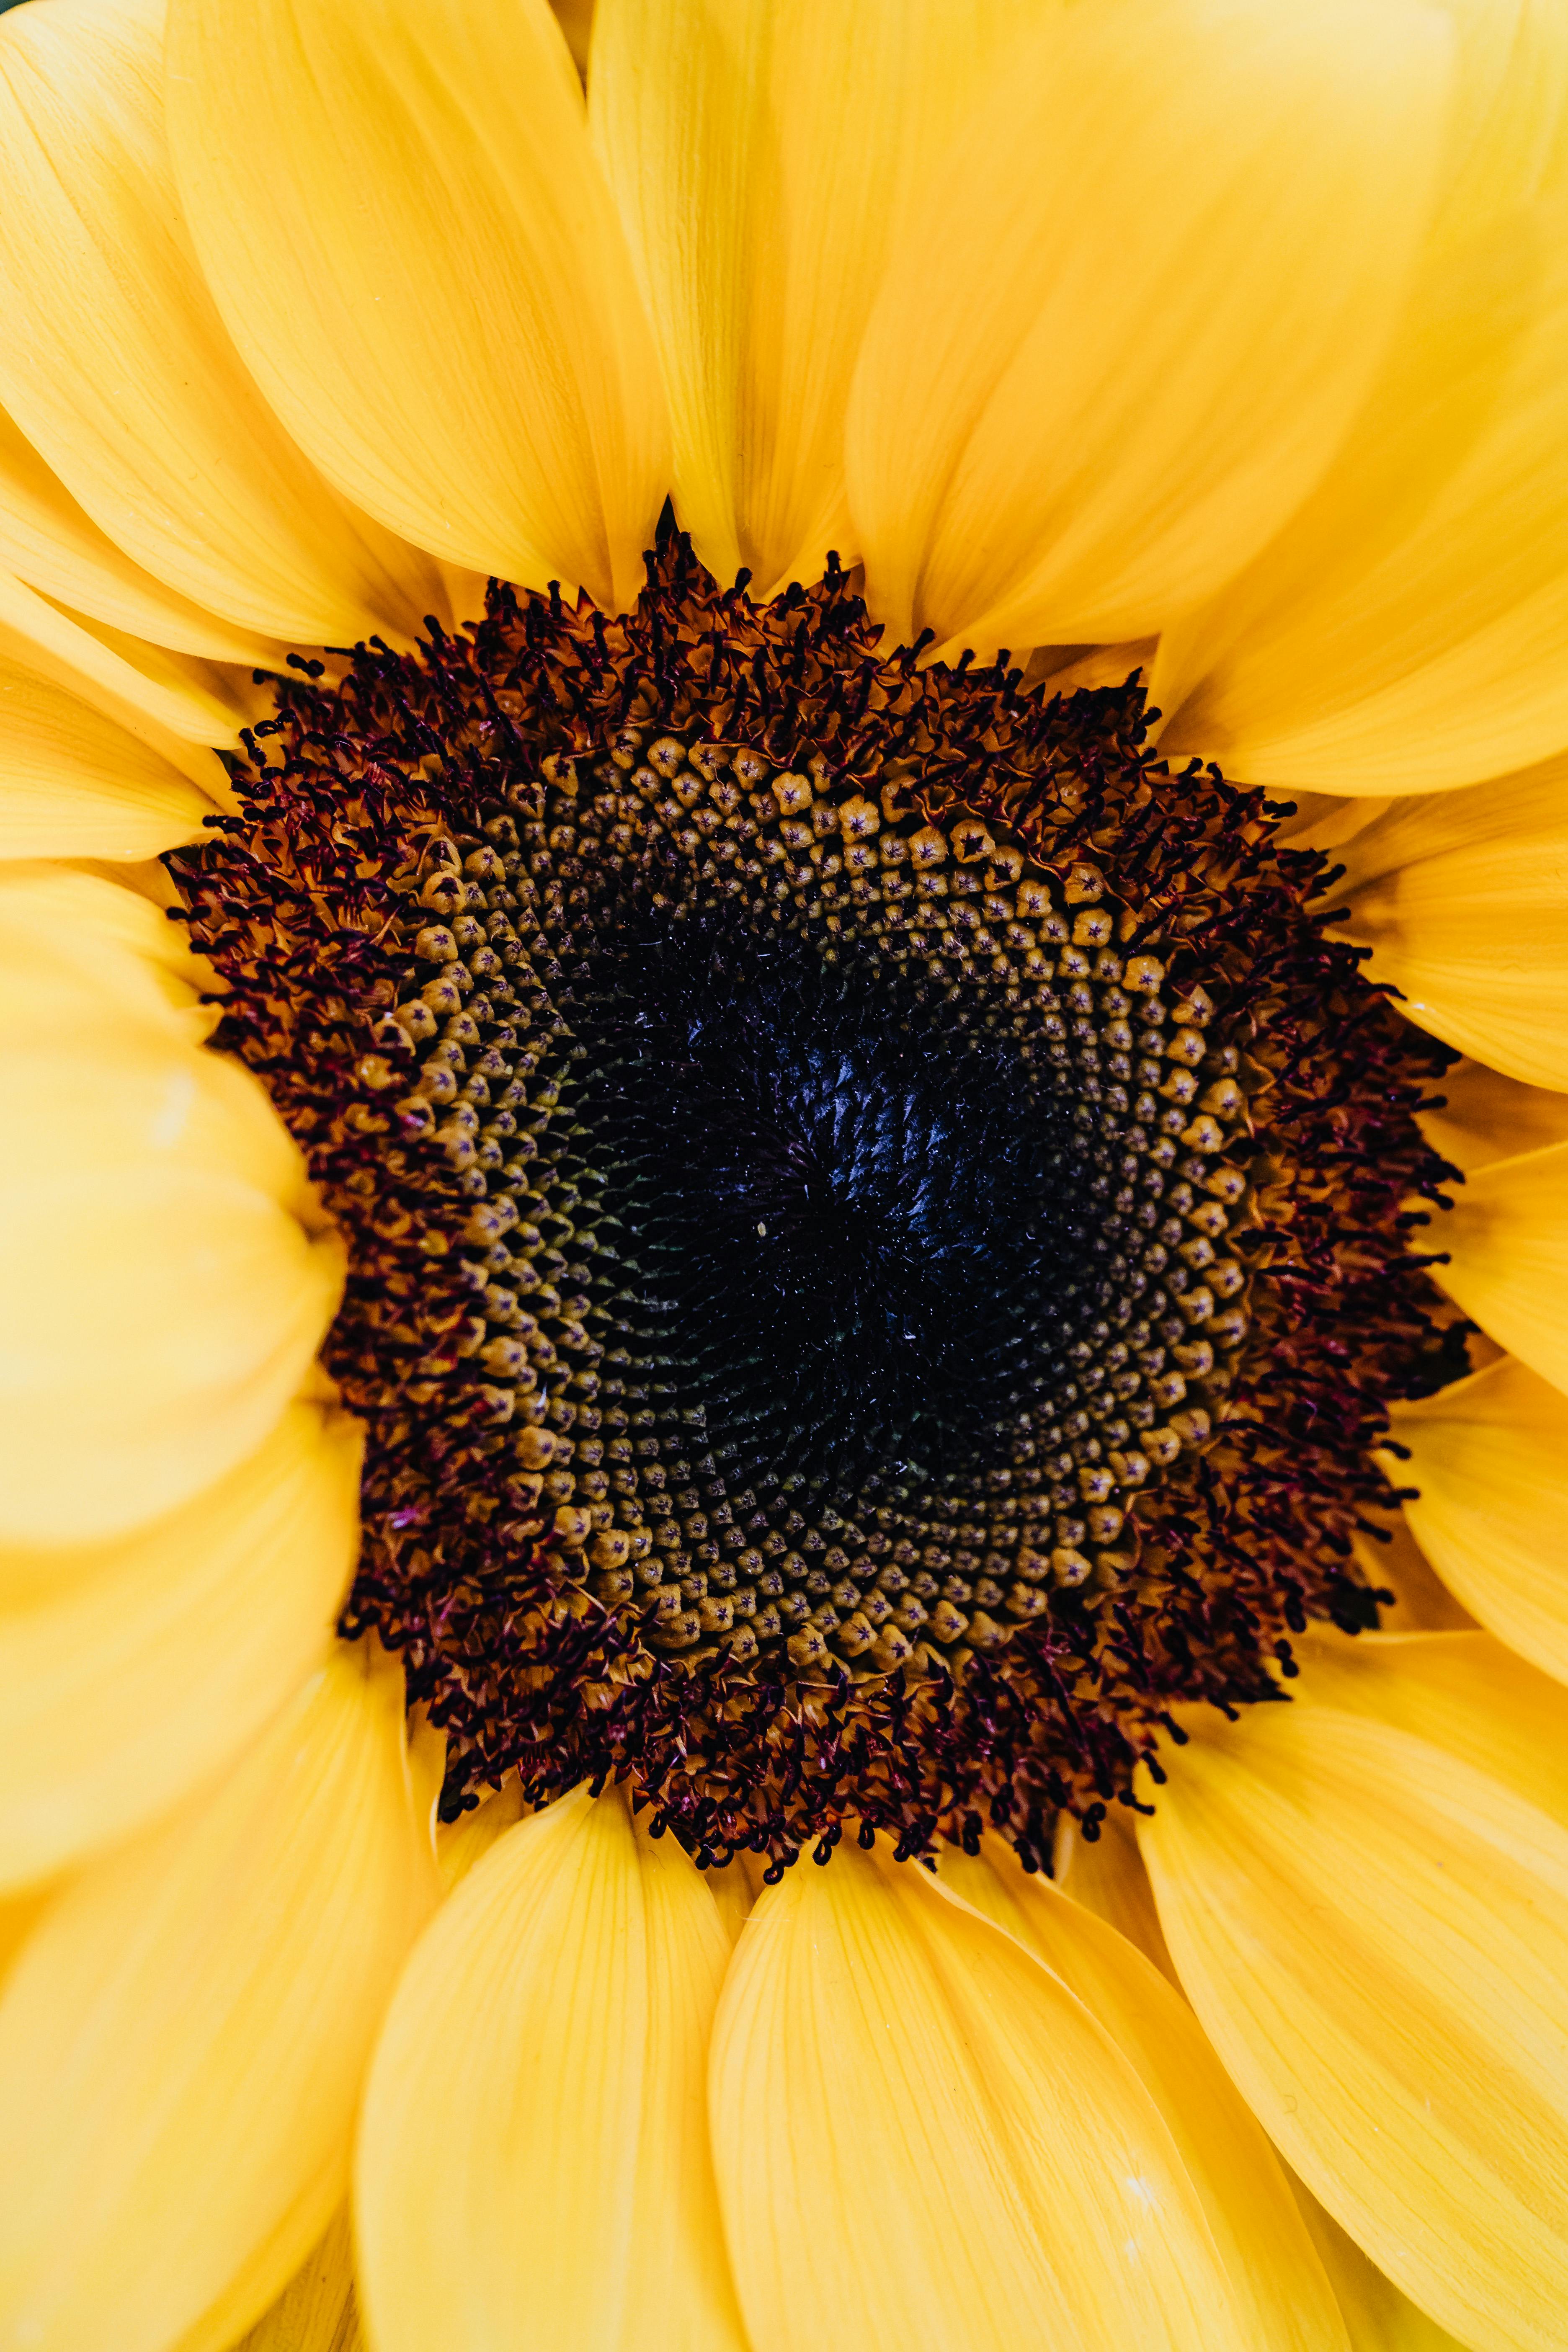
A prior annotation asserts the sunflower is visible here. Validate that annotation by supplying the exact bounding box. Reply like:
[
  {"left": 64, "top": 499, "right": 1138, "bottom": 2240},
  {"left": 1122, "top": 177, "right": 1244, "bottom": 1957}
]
[{"left": 3, "top": 0, "right": 1568, "bottom": 2346}]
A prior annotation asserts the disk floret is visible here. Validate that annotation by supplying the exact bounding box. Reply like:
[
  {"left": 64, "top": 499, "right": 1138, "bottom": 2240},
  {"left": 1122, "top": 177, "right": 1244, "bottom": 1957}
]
[{"left": 168, "top": 529, "right": 1458, "bottom": 1868}]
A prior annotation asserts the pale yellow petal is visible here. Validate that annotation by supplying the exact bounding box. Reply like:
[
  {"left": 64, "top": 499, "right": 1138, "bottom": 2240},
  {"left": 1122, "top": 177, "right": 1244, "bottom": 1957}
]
[
  {"left": 1382, "top": 1363, "right": 1568, "bottom": 1685},
  {"left": 226, "top": 2211, "right": 361, "bottom": 2352},
  {"left": 1323, "top": 760, "right": 1568, "bottom": 1086},
  {"left": 1290, "top": 2173, "right": 1471, "bottom": 2352},
  {"left": 0, "top": 1402, "right": 361, "bottom": 1888},
  {"left": 942, "top": 1837, "right": 1349, "bottom": 2352},
  {"left": 0, "top": 0, "right": 441, "bottom": 647},
  {"left": 846, "top": 0, "right": 1449, "bottom": 658},
  {"left": 1432, "top": 1138, "right": 1568, "bottom": 1390},
  {"left": 1427, "top": 0, "right": 1568, "bottom": 248},
  {"left": 357, "top": 1784, "right": 745, "bottom": 2352},
  {"left": 0, "top": 566, "right": 241, "bottom": 789},
  {"left": 0, "top": 1010, "right": 343, "bottom": 1543},
  {"left": 1141, "top": 1701, "right": 1568, "bottom": 2352},
  {"left": 710, "top": 1838, "right": 1249, "bottom": 2352},
  {"left": 172, "top": 2157, "right": 345, "bottom": 2352},
  {"left": 591, "top": 0, "right": 1032, "bottom": 598},
  {"left": 0, "top": 657, "right": 216, "bottom": 859},
  {"left": 1156, "top": 199, "right": 1568, "bottom": 795},
  {"left": 167, "top": 0, "right": 669, "bottom": 614},
  {"left": 0, "top": 1643, "right": 433, "bottom": 2352},
  {"left": 0, "top": 400, "right": 281, "bottom": 664},
  {"left": 0, "top": 860, "right": 209, "bottom": 1038}
]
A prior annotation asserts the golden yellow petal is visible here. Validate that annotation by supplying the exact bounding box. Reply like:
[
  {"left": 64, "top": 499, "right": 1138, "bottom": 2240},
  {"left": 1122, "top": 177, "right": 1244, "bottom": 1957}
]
[
  {"left": 1156, "top": 198, "right": 1568, "bottom": 796},
  {"left": 433, "top": 1776, "right": 523, "bottom": 1895},
  {"left": 1433, "top": 1137, "right": 1568, "bottom": 1391},
  {"left": 1316, "top": 760, "right": 1568, "bottom": 1086},
  {"left": 1051, "top": 1804, "right": 1179, "bottom": 1980},
  {"left": 1289, "top": 2172, "right": 1471, "bottom": 2352},
  {"left": 1141, "top": 1700, "right": 1568, "bottom": 2351},
  {"left": 0, "top": 0, "right": 441, "bottom": 647},
  {"left": 0, "top": 1402, "right": 361, "bottom": 1889},
  {"left": 591, "top": 0, "right": 1030, "bottom": 598},
  {"left": 711, "top": 1837, "right": 1250, "bottom": 2352},
  {"left": 1419, "top": 1058, "right": 1568, "bottom": 1174},
  {"left": 1291, "top": 1623, "right": 1568, "bottom": 1826},
  {"left": 942, "top": 1837, "right": 1349, "bottom": 2352},
  {"left": 0, "top": 400, "right": 280, "bottom": 665},
  {"left": 846, "top": 0, "right": 1449, "bottom": 658},
  {"left": 357, "top": 1784, "right": 745, "bottom": 2352},
  {"left": 0, "top": 859, "right": 210, "bottom": 1044},
  {"left": 0, "top": 1003, "right": 343, "bottom": 1543},
  {"left": 167, "top": 0, "right": 669, "bottom": 614},
  {"left": 0, "top": 656, "right": 216, "bottom": 859},
  {"left": 1380, "top": 1365, "right": 1568, "bottom": 1685},
  {"left": 0, "top": 1642, "right": 433, "bottom": 2352},
  {"left": 223, "top": 2210, "right": 361, "bottom": 2352}
]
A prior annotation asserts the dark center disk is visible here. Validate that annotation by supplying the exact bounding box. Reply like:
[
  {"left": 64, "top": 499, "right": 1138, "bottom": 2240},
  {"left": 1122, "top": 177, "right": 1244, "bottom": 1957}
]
[
  {"left": 575, "top": 921, "right": 1093, "bottom": 1483},
  {"left": 166, "top": 527, "right": 1463, "bottom": 1868}
]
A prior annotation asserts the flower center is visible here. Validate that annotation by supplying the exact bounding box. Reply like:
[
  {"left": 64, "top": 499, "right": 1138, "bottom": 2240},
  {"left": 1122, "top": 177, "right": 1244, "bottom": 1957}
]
[{"left": 168, "top": 527, "right": 1461, "bottom": 1870}]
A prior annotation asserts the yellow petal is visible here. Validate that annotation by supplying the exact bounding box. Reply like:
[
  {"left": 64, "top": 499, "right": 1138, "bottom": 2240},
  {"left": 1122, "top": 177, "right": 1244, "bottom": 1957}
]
[
  {"left": 0, "top": 1401, "right": 361, "bottom": 1888},
  {"left": 846, "top": 0, "right": 1449, "bottom": 658},
  {"left": 942, "top": 1837, "right": 1349, "bottom": 2352},
  {"left": 0, "top": 1642, "right": 433, "bottom": 2352},
  {"left": 171, "top": 2156, "right": 346, "bottom": 2352},
  {"left": 0, "top": 565, "right": 240, "bottom": 787},
  {"left": 0, "top": 400, "right": 280, "bottom": 665},
  {"left": 1140, "top": 1700, "right": 1568, "bottom": 2351},
  {"left": 1420, "top": 1058, "right": 1568, "bottom": 1175},
  {"left": 1290, "top": 1623, "right": 1568, "bottom": 1826},
  {"left": 0, "top": 859, "right": 209, "bottom": 1039},
  {"left": 710, "top": 1837, "right": 1249, "bottom": 2352},
  {"left": 0, "top": 655, "right": 217, "bottom": 859},
  {"left": 167, "top": 0, "right": 669, "bottom": 614},
  {"left": 590, "top": 0, "right": 1031, "bottom": 598},
  {"left": 0, "top": 0, "right": 441, "bottom": 647},
  {"left": 1426, "top": 0, "right": 1568, "bottom": 250},
  {"left": 0, "top": 1007, "right": 344, "bottom": 1544},
  {"left": 1289, "top": 2173, "right": 1471, "bottom": 2352},
  {"left": 1322, "top": 759, "right": 1568, "bottom": 1086},
  {"left": 1382, "top": 1363, "right": 1568, "bottom": 1685},
  {"left": 225, "top": 2210, "right": 361, "bottom": 2352},
  {"left": 1156, "top": 199, "right": 1568, "bottom": 795},
  {"left": 1052, "top": 1805, "right": 1179, "bottom": 1980},
  {"left": 1432, "top": 1137, "right": 1568, "bottom": 1391},
  {"left": 434, "top": 1776, "right": 523, "bottom": 1894},
  {"left": 357, "top": 1784, "right": 745, "bottom": 2352}
]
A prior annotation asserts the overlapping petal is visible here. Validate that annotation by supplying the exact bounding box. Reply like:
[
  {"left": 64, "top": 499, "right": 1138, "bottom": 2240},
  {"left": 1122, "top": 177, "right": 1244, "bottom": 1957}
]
[
  {"left": 0, "top": 0, "right": 441, "bottom": 647},
  {"left": 0, "top": 658, "right": 217, "bottom": 858},
  {"left": 357, "top": 1783, "right": 744, "bottom": 2352},
  {"left": 1156, "top": 196, "right": 1568, "bottom": 796},
  {"left": 1328, "top": 762, "right": 1568, "bottom": 1087},
  {"left": 846, "top": 0, "right": 1449, "bottom": 660},
  {"left": 0, "top": 1402, "right": 361, "bottom": 1889},
  {"left": 941, "top": 1838, "right": 1349, "bottom": 2352},
  {"left": 711, "top": 1836, "right": 1249, "bottom": 2352},
  {"left": 167, "top": 0, "right": 669, "bottom": 614},
  {"left": 1433, "top": 1138, "right": 1568, "bottom": 1393},
  {"left": 0, "top": 961, "right": 343, "bottom": 1542},
  {"left": 1385, "top": 1364, "right": 1568, "bottom": 1686},
  {"left": 1141, "top": 1702, "right": 1568, "bottom": 2351},
  {"left": 0, "top": 1644, "right": 433, "bottom": 2352},
  {"left": 591, "top": 0, "right": 1031, "bottom": 599}
]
